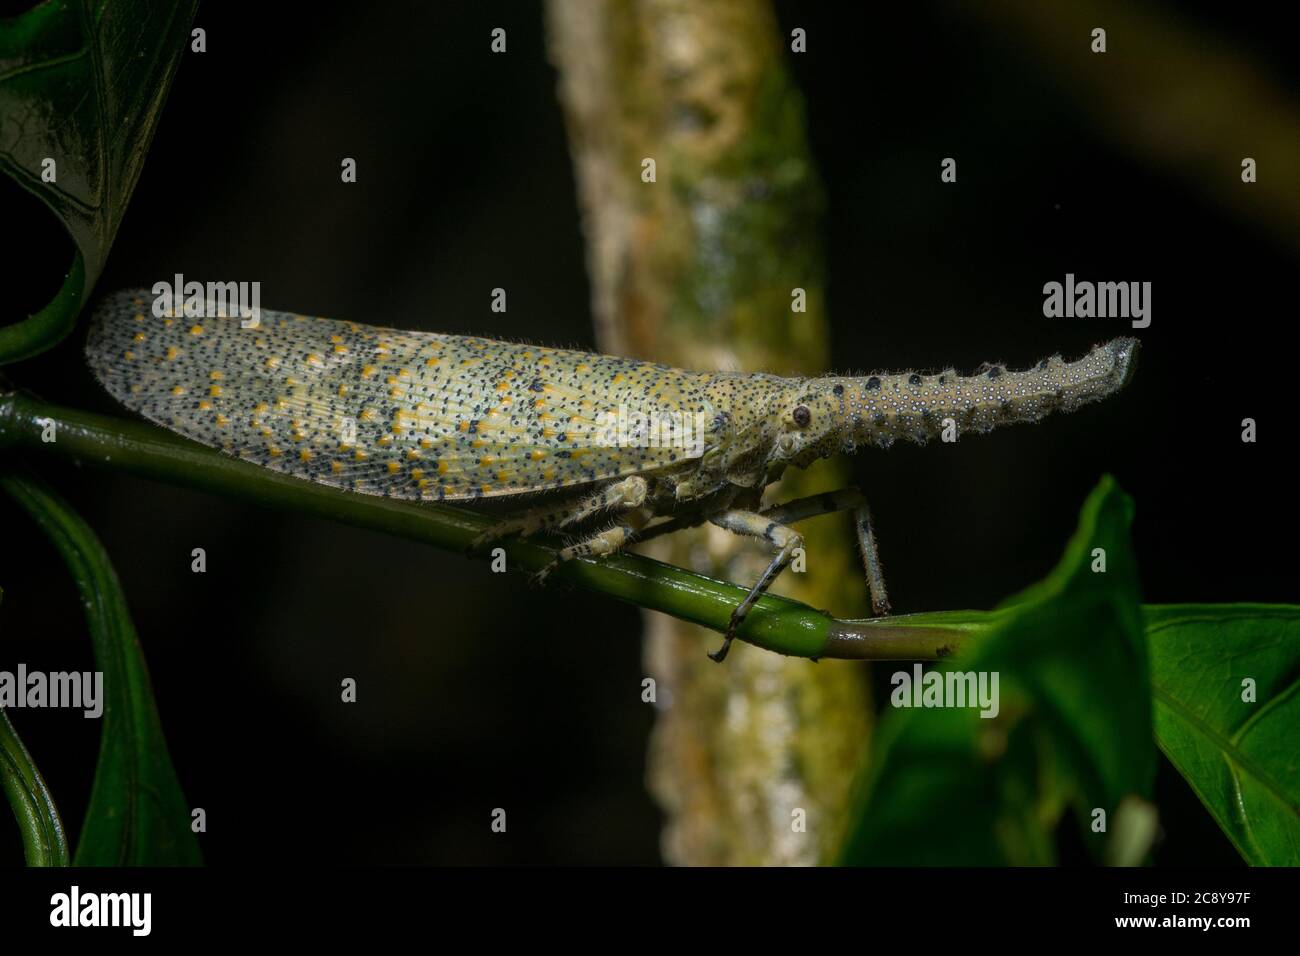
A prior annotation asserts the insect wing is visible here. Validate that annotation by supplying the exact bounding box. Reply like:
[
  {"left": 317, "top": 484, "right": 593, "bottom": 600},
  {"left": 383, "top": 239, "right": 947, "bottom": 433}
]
[{"left": 85, "top": 289, "right": 711, "bottom": 500}]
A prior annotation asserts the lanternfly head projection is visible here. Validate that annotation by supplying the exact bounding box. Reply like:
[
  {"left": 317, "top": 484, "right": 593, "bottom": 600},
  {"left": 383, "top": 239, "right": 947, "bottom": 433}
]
[
  {"left": 741, "top": 338, "right": 1137, "bottom": 474},
  {"left": 86, "top": 289, "right": 1139, "bottom": 661}
]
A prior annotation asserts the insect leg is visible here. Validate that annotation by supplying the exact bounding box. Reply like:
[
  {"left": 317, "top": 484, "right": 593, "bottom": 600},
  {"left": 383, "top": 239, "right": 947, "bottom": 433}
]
[
  {"left": 468, "top": 475, "right": 648, "bottom": 553},
  {"left": 532, "top": 506, "right": 656, "bottom": 584},
  {"left": 704, "top": 510, "right": 804, "bottom": 663},
  {"left": 619, "top": 486, "right": 743, "bottom": 548},
  {"left": 759, "top": 487, "right": 891, "bottom": 616},
  {"left": 850, "top": 499, "right": 891, "bottom": 617},
  {"left": 618, "top": 511, "right": 708, "bottom": 547},
  {"left": 759, "top": 488, "right": 866, "bottom": 525}
]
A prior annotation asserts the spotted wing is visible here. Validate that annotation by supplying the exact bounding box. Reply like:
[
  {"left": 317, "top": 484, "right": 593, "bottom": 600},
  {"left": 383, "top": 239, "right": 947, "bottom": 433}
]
[{"left": 85, "top": 289, "right": 714, "bottom": 500}]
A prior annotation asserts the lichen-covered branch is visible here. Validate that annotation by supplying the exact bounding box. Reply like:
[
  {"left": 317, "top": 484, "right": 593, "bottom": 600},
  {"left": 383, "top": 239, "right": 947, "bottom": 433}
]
[{"left": 547, "top": 0, "right": 871, "bottom": 865}]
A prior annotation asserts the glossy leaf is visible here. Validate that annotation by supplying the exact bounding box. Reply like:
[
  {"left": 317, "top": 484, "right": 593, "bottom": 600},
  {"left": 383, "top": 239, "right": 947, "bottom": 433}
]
[
  {"left": 0, "top": 0, "right": 197, "bottom": 361},
  {"left": 1145, "top": 604, "right": 1300, "bottom": 866},
  {"left": 838, "top": 476, "right": 1155, "bottom": 864}
]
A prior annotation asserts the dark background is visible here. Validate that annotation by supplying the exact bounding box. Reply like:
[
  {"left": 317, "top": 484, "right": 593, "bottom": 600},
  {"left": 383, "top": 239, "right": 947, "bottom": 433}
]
[{"left": 2, "top": 0, "right": 1294, "bottom": 865}]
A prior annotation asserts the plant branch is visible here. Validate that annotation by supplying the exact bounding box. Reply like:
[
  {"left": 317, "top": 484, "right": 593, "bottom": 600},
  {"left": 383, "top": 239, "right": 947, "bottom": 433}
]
[
  {"left": 0, "top": 390, "right": 987, "bottom": 661},
  {"left": 0, "top": 253, "right": 85, "bottom": 366}
]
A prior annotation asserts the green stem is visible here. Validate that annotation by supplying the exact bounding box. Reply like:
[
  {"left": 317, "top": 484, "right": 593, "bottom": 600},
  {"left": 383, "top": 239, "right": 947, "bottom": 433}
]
[
  {"left": 0, "top": 252, "right": 85, "bottom": 366},
  {"left": 0, "top": 706, "right": 70, "bottom": 866},
  {"left": 0, "top": 391, "right": 996, "bottom": 660}
]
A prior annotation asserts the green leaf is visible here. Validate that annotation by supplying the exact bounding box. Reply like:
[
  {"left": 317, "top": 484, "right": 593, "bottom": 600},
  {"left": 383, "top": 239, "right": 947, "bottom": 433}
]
[
  {"left": 0, "top": 585, "right": 71, "bottom": 866},
  {"left": 1, "top": 471, "right": 201, "bottom": 865},
  {"left": 0, "top": 0, "right": 198, "bottom": 363},
  {"left": 1145, "top": 604, "right": 1300, "bottom": 866},
  {"left": 838, "top": 476, "right": 1155, "bottom": 864}
]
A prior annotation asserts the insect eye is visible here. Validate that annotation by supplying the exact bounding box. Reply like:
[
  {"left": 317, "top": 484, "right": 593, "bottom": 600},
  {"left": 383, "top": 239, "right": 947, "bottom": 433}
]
[{"left": 792, "top": 405, "right": 812, "bottom": 428}]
